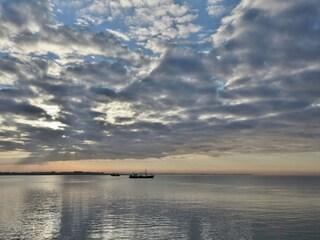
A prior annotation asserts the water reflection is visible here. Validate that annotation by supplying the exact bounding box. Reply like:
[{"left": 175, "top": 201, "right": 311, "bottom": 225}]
[
  {"left": 0, "top": 176, "right": 62, "bottom": 239},
  {"left": 0, "top": 175, "right": 319, "bottom": 239}
]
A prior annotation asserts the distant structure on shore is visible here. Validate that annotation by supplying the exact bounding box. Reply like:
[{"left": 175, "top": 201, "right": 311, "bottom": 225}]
[{"left": 111, "top": 173, "right": 120, "bottom": 176}]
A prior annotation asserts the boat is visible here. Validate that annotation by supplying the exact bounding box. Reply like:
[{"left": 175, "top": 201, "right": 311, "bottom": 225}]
[
  {"left": 129, "top": 170, "right": 154, "bottom": 178},
  {"left": 129, "top": 173, "right": 154, "bottom": 178},
  {"left": 111, "top": 173, "right": 120, "bottom": 176}
]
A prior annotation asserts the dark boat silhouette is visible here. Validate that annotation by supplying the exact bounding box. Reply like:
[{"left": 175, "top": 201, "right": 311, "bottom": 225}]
[{"left": 129, "top": 170, "right": 154, "bottom": 178}]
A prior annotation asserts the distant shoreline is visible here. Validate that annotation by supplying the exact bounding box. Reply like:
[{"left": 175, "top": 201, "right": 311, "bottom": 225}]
[
  {"left": 0, "top": 171, "right": 253, "bottom": 176},
  {"left": 1, "top": 172, "right": 318, "bottom": 176},
  {"left": 0, "top": 171, "right": 108, "bottom": 176}
]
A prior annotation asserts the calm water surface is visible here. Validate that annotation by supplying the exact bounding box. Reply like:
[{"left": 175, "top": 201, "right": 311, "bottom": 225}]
[{"left": 0, "top": 175, "right": 319, "bottom": 239}]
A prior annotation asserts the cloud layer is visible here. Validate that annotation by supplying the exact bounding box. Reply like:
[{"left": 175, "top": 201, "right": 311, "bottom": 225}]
[{"left": 0, "top": 0, "right": 319, "bottom": 163}]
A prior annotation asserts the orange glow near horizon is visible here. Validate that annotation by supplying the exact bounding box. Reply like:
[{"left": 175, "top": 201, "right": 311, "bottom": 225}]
[{"left": 1, "top": 152, "right": 320, "bottom": 175}]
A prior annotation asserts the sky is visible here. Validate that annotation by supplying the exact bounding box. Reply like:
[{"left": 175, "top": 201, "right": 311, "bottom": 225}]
[{"left": 0, "top": 0, "right": 319, "bottom": 174}]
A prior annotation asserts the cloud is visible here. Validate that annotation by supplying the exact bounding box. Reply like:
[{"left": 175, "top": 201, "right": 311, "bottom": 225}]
[
  {"left": 209, "top": 0, "right": 320, "bottom": 150},
  {"left": 0, "top": 0, "right": 143, "bottom": 68},
  {"left": 106, "top": 29, "right": 130, "bottom": 41},
  {"left": 207, "top": 0, "right": 227, "bottom": 17},
  {"left": 56, "top": 0, "right": 201, "bottom": 53},
  {"left": 0, "top": 0, "right": 319, "bottom": 163}
]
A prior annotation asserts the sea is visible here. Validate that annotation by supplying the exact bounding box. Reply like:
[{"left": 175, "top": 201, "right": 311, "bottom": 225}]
[{"left": 0, "top": 175, "right": 319, "bottom": 240}]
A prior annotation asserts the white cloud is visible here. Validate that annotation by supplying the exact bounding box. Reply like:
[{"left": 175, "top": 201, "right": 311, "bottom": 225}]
[
  {"left": 106, "top": 28, "right": 130, "bottom": 41},
  {"left": 64, "top": 0, "right": 201, "bottom": 53},
  {"left": 75, "top": 15, "right": 104, "bottom": 26},
  {"left": 207, "top": 0, "right": 227, "bottom": 18}
]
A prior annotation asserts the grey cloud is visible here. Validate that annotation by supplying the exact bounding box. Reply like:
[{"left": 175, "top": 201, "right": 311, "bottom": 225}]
[
  {"left": 66, "top": 60, "right": 132, "bottom": 89},
  {"left": 126, "top": 48, "right": 220, "bottom": 107},
  {"left": 0, "top": 57, "right": 21, "bottom": 74},
  {"left": 0, "top": 0, "right": 52, "bottom": 29},
  {"left": 0, "top": 87, "right": 27, "bottom": 97},
  {"left": 214, "top": 0, "right": 320, "bottom": 71},
  {"left": 0, "top": 99, "right": 47, "bottom": 117},
  {"left": 0, "top": 140, "right": 24, "bottom": 151},
  {"left": 90, "top": 86, "right": 118, "bottom": 97},
  {"left": 90, "top": 86, "right": 132, "bottom": 102}
]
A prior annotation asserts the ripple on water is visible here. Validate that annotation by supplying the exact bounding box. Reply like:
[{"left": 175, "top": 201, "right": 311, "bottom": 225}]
[{"left": 0, "top": 175, "right": 319, "bottom": 239}]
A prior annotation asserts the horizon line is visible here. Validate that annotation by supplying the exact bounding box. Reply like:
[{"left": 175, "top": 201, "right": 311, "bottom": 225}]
[{"left": 0, "top": 171, "right": 319, "bottom": 176}]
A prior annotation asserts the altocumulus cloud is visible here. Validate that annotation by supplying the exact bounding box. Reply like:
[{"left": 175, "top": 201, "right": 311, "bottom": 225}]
[{"left": 0, "top": 0, "right": 319, "bottom": 163}]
